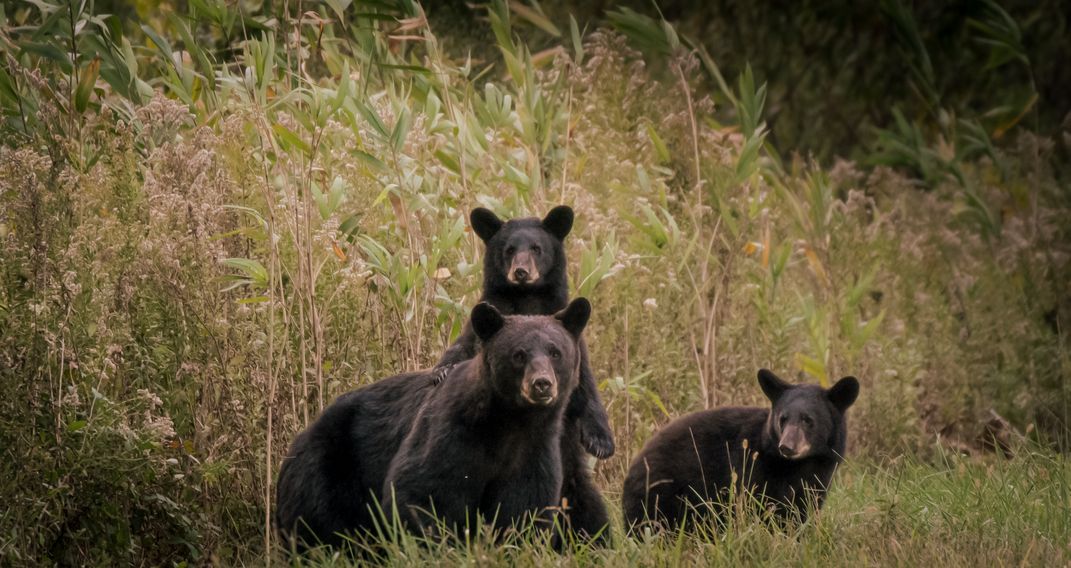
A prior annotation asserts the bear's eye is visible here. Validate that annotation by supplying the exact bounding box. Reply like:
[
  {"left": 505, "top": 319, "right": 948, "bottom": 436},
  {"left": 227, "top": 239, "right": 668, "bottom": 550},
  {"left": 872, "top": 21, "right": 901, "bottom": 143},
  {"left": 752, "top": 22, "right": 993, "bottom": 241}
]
[
  {"left": 801, "top": 415, "right": 813, "bottom": 427},
  {"left": 505, "top": 246, "right": 516, "bottom": 256},
  {"left": 512, "top": 350, "right": 527, "bottom": 365},
  {"left": 531, "top": 245, "right": 542, "bottom": 255},
  {"left": 779, "top": 415, "right": 788, "bottom": 426},
  {"left": 548, "top": 347, "right": 561, "bottom": 360}
]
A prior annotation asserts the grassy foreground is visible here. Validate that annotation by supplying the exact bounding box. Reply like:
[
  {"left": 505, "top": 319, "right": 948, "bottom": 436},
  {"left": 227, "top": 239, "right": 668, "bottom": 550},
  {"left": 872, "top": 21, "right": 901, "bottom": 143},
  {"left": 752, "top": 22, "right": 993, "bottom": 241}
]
[{"left": 288, "top": 449, "right": 1071, "bottom": 567}]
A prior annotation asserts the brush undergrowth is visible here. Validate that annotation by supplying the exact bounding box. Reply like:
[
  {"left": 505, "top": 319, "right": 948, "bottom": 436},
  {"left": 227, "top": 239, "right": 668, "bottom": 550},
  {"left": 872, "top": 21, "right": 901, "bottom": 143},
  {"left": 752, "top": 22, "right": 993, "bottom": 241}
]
[{"left": 0, "top": 0, "right": 1068, "bottom": 564}]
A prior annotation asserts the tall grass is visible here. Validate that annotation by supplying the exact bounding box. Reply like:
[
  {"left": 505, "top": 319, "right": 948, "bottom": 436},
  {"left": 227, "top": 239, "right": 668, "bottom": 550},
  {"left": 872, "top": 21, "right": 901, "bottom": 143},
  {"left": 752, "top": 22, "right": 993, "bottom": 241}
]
[
  {"left": 284, "top": 450, "right": 1071, "bottom": 566},
  {"left": 0, "top": 0, "right": 1068, "bottom": 564}
]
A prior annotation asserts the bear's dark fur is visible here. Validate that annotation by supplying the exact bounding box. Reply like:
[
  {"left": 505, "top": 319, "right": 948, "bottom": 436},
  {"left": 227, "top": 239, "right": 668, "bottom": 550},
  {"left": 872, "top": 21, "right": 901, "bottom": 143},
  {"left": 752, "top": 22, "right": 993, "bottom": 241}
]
[
  {"left": 622, "top": 369, "right": 859, "bottom": 532},
  {"left": 386, "top": 299, "right": 590, "bottom": 536},
  {"left": 275, "top": 299, "right": 591, "bottom": 549},
  {"left": 434, "top": 205, "right": 614, "bottom": 542}
]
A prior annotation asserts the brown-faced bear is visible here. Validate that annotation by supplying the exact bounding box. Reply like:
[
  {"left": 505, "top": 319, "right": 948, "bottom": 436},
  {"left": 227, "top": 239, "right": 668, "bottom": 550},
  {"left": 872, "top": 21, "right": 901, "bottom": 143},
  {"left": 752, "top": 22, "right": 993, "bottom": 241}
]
[
  {"left": 433, "top": 205, "right": 613, "bottom": 543},
  {"left": 385, "top": 299, "right": 590, "bottom": 537},
  {"left": 622, "top": 369, "right": 859, "bottom": 533},
  {"left": 275, "top": 299, "right": 591, "bottom": 550}
]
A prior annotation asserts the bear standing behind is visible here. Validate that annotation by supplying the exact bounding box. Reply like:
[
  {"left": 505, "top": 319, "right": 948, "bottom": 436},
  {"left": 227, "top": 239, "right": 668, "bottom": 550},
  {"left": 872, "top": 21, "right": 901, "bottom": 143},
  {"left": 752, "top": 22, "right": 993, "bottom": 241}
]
[
  {"left": 434, "top": 205, "right": 614, "bottom": 542},
  {"left": 622, "top": 369, "right": 859, "bottom": 533},
  {"left": 275, "top": 299, "right": 591, "bottom": 549}
]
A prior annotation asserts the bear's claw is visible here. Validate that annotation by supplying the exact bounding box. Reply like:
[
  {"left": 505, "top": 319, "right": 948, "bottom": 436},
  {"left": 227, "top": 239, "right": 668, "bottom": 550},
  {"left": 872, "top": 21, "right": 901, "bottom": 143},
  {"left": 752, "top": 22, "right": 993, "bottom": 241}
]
[
  {"left": 580, "top": 422, "right": 615, "bottom": 459},
  {"left": 430, "top": 364, "right": 455, "bottom": 386}
]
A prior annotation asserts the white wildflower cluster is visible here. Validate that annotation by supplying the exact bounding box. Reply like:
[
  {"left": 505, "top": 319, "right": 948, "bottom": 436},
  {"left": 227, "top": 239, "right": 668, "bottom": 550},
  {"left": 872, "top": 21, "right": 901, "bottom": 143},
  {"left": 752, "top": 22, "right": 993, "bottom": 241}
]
[
  {"left": 134, "top": 92, "right": 195, "bottom": 148},
  {"left": 143, "top": 413, "right": 177, "bottom": 440}
]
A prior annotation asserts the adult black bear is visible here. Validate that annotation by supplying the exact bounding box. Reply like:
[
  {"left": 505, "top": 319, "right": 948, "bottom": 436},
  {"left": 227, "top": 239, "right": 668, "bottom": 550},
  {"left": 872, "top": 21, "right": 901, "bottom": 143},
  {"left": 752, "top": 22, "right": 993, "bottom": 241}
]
[
  {"left": 434, "top": 205, "right": 614, "bottom": 543},
  {"left": 385, "top": 299, "right": 590, "bottom": 537},
  {"left": 621, "top": 369, "right": 859, "bottom": 533},
  {"left": 275, "top": 299, "right": 591, "bottom": 550}
]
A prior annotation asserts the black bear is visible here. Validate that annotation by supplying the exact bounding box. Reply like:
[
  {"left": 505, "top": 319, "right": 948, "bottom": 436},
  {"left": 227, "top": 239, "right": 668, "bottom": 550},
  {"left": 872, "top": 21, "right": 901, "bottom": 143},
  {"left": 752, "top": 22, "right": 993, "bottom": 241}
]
[
  {"left": 622, "top": 369, "right": 859, "bottom": 532},
  {"left": 384, "top": 299, "right": 590, "bottom": 537},
  {"left": 275, "top": 299, "right": 591, "bottom": 550},
  {"left": 433, "top": 205, "right": 614, "bottom": 542}
]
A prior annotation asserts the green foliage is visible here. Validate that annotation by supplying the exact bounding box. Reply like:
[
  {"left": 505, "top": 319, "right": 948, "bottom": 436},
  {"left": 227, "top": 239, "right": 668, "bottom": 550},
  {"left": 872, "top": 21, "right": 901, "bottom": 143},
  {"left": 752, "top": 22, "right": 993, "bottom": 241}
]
[
  {"left": 585, "top": 0, "right": 1066, "bottom": 163},
  {"left": 0, "top": 0, "right": 1069, "bottom": 564}
]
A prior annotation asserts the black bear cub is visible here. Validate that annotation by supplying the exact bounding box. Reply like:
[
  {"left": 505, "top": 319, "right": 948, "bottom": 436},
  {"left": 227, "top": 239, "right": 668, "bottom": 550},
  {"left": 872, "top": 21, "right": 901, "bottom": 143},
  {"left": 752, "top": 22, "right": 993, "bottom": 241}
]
[
  {"left": 435, "top": 205, "right": 613, "bottom": 542},
  {"left": 622, "top": 369, "right": 859, "bottom": 532},
  {"left": 275, "top": 299, "right": 591, "bottom": 549}
]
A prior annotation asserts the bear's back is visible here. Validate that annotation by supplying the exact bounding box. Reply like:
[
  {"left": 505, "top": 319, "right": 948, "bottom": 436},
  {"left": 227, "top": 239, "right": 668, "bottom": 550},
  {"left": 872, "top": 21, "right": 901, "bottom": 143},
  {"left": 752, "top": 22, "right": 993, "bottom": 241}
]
[
  {"left": 275, "top": 369, "right": 437, "bottom": 547},
  {"left": 622, "top": 407, "right": 768, "bottom": 529}
]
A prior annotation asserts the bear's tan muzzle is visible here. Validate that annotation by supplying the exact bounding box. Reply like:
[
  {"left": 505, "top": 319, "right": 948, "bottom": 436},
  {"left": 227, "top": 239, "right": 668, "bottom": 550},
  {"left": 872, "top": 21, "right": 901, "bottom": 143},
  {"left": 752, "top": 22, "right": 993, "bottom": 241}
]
[
  {"left": 508, "top": 252, "right": 540, "bottom": 285},
  {"left": 522, "top": 359, "right": 557, "bottom": 406},
  {"left": 777, "top": 424, "right": 812, "bottom": 459}
]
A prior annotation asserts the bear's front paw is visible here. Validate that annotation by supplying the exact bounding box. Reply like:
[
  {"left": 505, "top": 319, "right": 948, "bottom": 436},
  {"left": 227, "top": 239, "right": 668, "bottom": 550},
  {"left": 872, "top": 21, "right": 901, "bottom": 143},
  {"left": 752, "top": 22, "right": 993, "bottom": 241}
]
[{"left": 580, "top": 421, "right": 615, "bottom": 459}]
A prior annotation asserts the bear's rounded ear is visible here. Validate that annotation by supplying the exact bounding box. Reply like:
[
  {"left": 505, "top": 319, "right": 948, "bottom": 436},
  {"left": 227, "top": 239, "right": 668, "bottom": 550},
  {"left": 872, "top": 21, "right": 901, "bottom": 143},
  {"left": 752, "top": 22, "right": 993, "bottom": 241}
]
[
  {"left": 555, "top": 297, "right": 591, "bottom": 338},
  {"left": 757, "top": 369, "right": 791, "bottom": 403},
  {"left": 541, "top": 205, "right": 574, "bottom": 241},
  {"left": 470, "top": 208, "right": 504, "bottom": 242},
  {"left": 827, "top": 376, "right": 860, "bottom": 411},
  {"left": 471, "top": 302, "right": 506, "bottom": 342}
]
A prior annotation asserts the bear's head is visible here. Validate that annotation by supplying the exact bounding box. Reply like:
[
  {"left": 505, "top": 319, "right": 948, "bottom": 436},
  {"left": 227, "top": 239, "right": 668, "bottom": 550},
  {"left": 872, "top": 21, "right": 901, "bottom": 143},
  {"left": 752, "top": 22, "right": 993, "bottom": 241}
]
[
  {"left": 758, "top": 369, "right": 859, "bottom": 460},
  {"left": 470, "top": 297, "right": 590, "bottom": 409},
  {"left": 470, "top": 205, "right": 574, "bottom": 289}
]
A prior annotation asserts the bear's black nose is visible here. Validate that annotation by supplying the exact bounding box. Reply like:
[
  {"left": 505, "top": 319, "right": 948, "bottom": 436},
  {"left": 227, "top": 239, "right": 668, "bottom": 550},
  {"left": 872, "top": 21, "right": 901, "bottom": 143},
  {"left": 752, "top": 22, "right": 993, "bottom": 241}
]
[
  {"left": 513, "top": 268, "right": 529, "bottom": 282},
  {"left": 778, "top": 444, "right": 797, "bottom": 458},
  {"left": 532, "top": 377, "right": 552, "bottom": 395}
]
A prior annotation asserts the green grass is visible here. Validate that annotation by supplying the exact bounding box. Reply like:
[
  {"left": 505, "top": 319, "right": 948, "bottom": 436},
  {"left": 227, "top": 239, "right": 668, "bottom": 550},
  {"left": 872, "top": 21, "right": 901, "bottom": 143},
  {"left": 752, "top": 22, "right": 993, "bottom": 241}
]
[{"left": 282, "top": 449, "right": 1071, "bottom": 566}]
